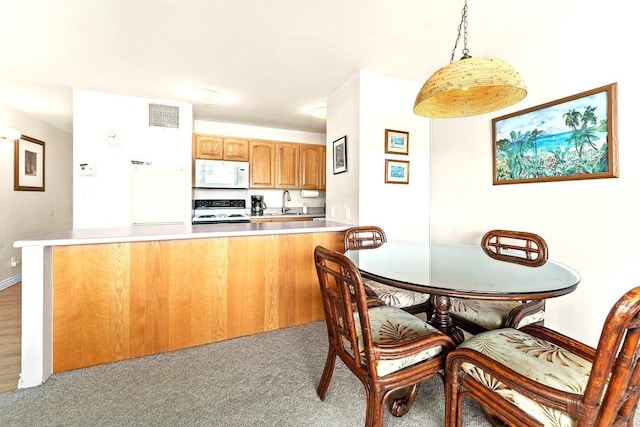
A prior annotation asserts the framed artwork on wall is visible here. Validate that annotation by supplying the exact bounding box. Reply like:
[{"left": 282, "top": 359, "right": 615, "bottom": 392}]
[
  {"left": 332, "top": 135, "right": 347, "bottom": 174},
  {"left": 492, "top": 83, "right": 618, "bottom": 185},
  {"left": 384, "top": 159, "right": 409, "bottom": 184},
  {"left": 14, "top": 135, "right": 45, "bottom": 191},
  {"left": 384, "top": 129, "right": 409, "bottom": 155}
]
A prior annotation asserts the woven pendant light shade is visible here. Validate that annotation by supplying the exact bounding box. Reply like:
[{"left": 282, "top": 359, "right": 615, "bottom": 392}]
[
  {"left": 413, "top": 0, "right": 526, "bottom": 118},
  {"left": 414, "top": 57, "right": 527, "bottom": 118}
]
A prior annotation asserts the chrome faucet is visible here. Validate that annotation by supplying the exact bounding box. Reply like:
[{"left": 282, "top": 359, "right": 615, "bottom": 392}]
[{"left": 281, "top": 189, "right": 291, "bottom": 213}]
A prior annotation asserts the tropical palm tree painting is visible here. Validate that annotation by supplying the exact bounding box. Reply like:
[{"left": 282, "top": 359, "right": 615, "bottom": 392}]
[{"left": 492, "top": 83, "right": 617, "bottom": 184}]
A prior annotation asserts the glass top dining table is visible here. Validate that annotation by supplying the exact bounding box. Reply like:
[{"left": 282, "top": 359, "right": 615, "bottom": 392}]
[{"left": 345, "top": 241, "right": 581, "bottom": 342}]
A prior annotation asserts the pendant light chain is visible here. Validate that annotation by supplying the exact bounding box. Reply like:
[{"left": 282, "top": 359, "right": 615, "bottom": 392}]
[{"left": 449, "top": 0, "right": 469, "bottom": 64}]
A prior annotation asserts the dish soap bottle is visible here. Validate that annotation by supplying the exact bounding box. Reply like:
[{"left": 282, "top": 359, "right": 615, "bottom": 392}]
[{"left": 302, "top": 203, "right": 308, "bottom": 214}]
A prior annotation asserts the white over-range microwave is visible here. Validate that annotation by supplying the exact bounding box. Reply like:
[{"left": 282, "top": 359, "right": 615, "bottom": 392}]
[{"left": 194, "top": 159, "right": 250, "bottom": 189}]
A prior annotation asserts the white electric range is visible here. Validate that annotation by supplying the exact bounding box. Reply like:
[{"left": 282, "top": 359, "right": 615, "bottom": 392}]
[{"left": 192, "top": 199, "right": 251, "bottom": 224}]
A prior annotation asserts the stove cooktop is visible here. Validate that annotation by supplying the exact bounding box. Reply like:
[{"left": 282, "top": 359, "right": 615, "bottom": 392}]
[
  {"left": 192, "top": 198, "right": 250, "bottom": 224},
  {"left": 194, "top": 213, "right": 248, "bottom": 219},
  {"left": 193, "top": 199, "right": 246, "bottom": 209}
]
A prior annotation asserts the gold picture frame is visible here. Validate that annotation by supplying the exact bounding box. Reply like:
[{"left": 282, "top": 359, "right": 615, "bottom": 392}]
[
  {"left": 14, "top": 135, "right": 45, "bottom": 191},
  {"left": 384, "top": 129, "right": 409, "bottom": 155},
  {"left": 384, "top": 159, "right": 409, "bottom": 184},
  {"left": 493, "top": 83, "right": 618, "bottom": 185}
]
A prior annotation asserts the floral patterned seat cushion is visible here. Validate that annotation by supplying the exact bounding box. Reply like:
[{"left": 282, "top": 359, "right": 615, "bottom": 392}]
[
  {"left": 363, "top": 278, "right": 430, "bottom": 309},
  {"left": 349, "top": 306, "right": 444, "bottom": 377},
  {"left": 449, "top": 297, "right": 544, "bottom": 329},
  {"left": 458, "top": 328, "right": 592, "bottom": 427}
]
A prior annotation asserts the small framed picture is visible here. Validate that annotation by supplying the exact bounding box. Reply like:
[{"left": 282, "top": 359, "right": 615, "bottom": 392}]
[
  {"left": 332, "top": 135, "right": 347, "bottom": 174},
  {"left": 14, "top": 135, "right": 45, "bottom": 191},
  {"left": 384, "top": 129, "right": 409, "bottom": 155},
  {"left": 385, "top": 159, "right": 409, "bottom": 184}
]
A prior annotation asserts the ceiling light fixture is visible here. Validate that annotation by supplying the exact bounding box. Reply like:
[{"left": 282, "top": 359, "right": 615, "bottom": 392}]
[
  {"left": 0, "top": 125, "right": 21, "bottom": 140},
  {"left": 413, "top": 0, "right": 527, "bottom": 118},
  {"left": 193, "top": 88, "right": 224, "bottom": 105},
  {"left": 310, "top": 106, "right": 326, "bottom": 120}
]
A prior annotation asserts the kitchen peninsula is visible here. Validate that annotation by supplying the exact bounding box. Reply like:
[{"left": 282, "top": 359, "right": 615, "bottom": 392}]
[{"left": 14, "top": 220, "right": 349, "bottom": 388}]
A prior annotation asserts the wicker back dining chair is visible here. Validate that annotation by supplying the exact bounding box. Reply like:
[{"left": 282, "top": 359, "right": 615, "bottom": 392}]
[
  {"left": 343, "top": 226, "right": 431, "bottom": 317},
  {"left": 445, "top": 286, "right": 640, "bottom": 427},
  {"left": 448, "top": 229, "right": 549, "bottom": 335},
  {"left": 314, "top": 246, "right": 455, "bottom": 427}
]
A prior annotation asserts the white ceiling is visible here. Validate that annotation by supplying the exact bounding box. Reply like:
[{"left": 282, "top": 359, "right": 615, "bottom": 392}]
[{"left": 0, "top": 0, "right": 584, "bottom": 134}]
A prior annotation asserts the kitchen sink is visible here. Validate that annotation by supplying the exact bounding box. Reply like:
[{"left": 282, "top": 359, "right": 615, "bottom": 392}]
[{"left": 268, "top": 212, "right": 302, "bottom": 216}]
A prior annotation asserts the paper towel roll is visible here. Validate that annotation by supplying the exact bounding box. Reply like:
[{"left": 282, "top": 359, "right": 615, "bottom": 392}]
[{"left": 300, "top": 190, "right": 319, "bottom": 198}]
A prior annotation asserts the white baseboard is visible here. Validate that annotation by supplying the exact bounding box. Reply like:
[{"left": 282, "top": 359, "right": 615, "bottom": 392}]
[{"left": 0, "top": 274, "right": 22, "bottom": 291}]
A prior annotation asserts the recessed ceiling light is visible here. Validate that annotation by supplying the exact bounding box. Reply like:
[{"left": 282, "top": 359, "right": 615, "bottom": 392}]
[
  {"left": 193, "top": 88, "right": 224, "bottom": 105},
  {"left": 310, "top": 106, "right": 326, "bottom": 120},
  {"left": 0, "top": 125, "right": 21, "bottom": 140}
]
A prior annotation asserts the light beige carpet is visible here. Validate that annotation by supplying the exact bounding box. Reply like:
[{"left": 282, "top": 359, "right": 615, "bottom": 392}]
[{"left": 0, "top": 321, "right": 492, "bottom": 426}]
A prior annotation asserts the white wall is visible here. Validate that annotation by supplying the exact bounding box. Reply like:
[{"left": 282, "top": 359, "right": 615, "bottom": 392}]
[
  {"left": 326, "top": 72, "right": 360, "bottom": 225},
  {"left": 429, "top": 5, "right": 637, "bottom": 347},
  {"left": 193, "top": 120, "right": 326, "bottom": 212},
  {"left": 194, "top": 120, "right": 325, "bottom": 144},
  {"left": 326, "top": 71, "right": 431, "bottom": 241},
  {"left": 0, "top": 105, "right": 72, "bottom": 286},
  {"left": 359, "top": 71, "right": 430, "bottom": 241},
  {"left": 73, "top": 90, "right": 193, "bottom": 228}
]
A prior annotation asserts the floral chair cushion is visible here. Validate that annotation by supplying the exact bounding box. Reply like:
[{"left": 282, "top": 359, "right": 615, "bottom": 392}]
[
  {"left": 363, "top": 279, "right": 430, "bottom": 309},
  {"left": 449, "top": 298, "right": 544, "bottom": 329},
  {"left": 458, "top": 328, "right": 593, "bottom": 427},
  {"left": 349, "top": 306, "right": 444, "bottom": 377}
]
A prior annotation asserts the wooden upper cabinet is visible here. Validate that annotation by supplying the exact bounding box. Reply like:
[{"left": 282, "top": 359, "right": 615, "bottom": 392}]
[
  {"left": 275, "top": 143, "right": 299, "bottom": 188},
  {"left": 223, "top": 138, "right": 249, "bottom": 161},
  {"left": 299, "top": 144, "right": 326, "bottom": 190},
  {"left": 194, "top": 134, "right": 325, "bottom": 190},
  {"left": 194, "top": 134, "right": 223, "bottom": 159},
  {"left": 193, "top": 134, "right": 249, "bottom": 161},
  {"left": 249, "top": 140, "right": 275, "bottom": 188}
]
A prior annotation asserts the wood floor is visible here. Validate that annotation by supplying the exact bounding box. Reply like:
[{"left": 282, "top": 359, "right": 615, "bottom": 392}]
[{"left": 0, "top": 283, "right": 21, "bottom": 394}]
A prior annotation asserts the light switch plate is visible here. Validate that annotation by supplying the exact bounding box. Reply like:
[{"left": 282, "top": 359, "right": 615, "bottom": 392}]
[{"left": 79, "top": 162, "right": 97, "bottom": 176}]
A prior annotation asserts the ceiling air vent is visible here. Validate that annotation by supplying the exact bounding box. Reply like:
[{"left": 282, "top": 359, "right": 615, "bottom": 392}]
[{"left": 148, "top": 103, "right": 179, "bottom": 128}]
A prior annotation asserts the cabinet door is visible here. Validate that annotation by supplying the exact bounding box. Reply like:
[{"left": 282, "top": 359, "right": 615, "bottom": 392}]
[
  {"left": 275, "top": 143, "right": 299, "bottom": 188},
  {"left": 249, "top": 141, "right": 275, "bottom": 188},
  {"left": 271, "top": 216, "right": 309, "bottom": 222},
  {"left": 194, "top": 134, "right": 223, "bottom": 159},
  {"left": 250, "top": 217, "right": 273, "bottom": 223},
  {"left": 319, "top": 145, "right": 326, "bottom": 190},
  {"left": 223, "top": 138, "right": 249, "bottom": 161},
  {"left": 299, "top": 144, "right": 324, "bottom": 190}
]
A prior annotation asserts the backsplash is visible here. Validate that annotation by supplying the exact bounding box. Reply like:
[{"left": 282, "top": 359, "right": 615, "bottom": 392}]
[{"left": 192, "top": 188, "right": 326, "bottom": 214}]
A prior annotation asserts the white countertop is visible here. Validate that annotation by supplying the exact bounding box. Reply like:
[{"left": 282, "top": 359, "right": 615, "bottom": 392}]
[
  {"left": 250, "top": 213, "right": 325, "bottom": 220},
  {"left": 14, "top": 220, "right": 349, "bottom": 248}
]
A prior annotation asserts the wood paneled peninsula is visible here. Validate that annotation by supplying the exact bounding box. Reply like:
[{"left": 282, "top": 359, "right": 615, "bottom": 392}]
[{"left": 14, "top": 220, "right": 349, "bottom": 388}]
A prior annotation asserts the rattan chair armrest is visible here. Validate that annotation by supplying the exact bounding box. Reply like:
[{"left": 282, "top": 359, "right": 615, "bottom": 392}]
[
  {"left": 520, "top": 325, "right": 596, "bottom": 361},
  {"left": 447, "top": 348, "right": 581, "bottom": 414},
  {"left": 366, "top": 298, "right": 386, "bottom": 309},
  {"left": 377, "top": 334, "right": 455, "bottom": 360},
  {"left": 363, "top": 284, "right": 379, "bottom": 299},
  {"left": 502, "top": 299, "right": 545, "bottom": 328}
]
